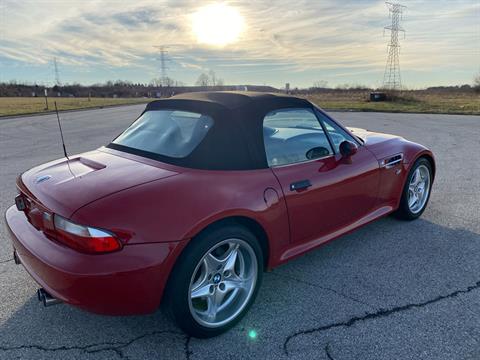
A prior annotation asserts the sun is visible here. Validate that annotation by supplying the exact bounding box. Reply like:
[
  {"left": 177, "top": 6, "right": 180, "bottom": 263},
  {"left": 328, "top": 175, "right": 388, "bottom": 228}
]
[{"left": 192, "top": 4, "right": 244, "bottom": 46}]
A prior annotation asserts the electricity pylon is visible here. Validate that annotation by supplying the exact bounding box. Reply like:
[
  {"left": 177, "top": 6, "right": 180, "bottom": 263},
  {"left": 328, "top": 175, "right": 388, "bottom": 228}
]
[
  {"left": 53, "top": 57, "right": 61, "bottom": 86},
  {"left": 154, "top": 46, "right": 169, "bottom": 86},
  {"left": 383, "top": 2, "right": 406, "bottom": 91}
]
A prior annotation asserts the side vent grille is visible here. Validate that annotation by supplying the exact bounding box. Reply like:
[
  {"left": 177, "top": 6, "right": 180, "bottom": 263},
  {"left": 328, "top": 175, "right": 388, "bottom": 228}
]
[{"left": 380, "top": 153, "right": 404, "bottom": 169}]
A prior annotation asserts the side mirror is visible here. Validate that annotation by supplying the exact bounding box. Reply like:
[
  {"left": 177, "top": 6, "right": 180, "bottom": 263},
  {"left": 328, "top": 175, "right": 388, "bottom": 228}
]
[
  {"left": 306, "top": 146, "right": 330, "bottom": 160},
  {"left": 339, "top": 141, "right": 358, "bottom": 158}
]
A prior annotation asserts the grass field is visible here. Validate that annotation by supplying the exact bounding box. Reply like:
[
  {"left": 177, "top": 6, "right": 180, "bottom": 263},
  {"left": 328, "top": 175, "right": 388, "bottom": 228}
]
[
  {"left": 1, "top": 91, "right": 479, "bottom": 117},
  {"left": 306, "top": 91, "right": 480, "bottom": 115},
  {"left": 0, "top": 97, "right": 150, "bottom": 116}
]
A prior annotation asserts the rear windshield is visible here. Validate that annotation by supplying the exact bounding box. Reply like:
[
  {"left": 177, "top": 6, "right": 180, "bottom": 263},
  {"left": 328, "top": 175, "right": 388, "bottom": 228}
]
[{"left": 112, "top": 110, "right": 214, "bottom": 158}]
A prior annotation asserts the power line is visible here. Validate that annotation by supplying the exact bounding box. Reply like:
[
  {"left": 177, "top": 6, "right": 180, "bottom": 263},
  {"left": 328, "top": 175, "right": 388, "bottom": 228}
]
[{"left": 382, "top": 1, "right": 407, "bottom": 91}]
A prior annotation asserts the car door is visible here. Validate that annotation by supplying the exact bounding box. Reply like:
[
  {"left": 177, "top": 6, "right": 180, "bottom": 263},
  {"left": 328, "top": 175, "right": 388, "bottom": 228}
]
[{"left": 263, "top": 107, "right": 380, "bottom": 246}]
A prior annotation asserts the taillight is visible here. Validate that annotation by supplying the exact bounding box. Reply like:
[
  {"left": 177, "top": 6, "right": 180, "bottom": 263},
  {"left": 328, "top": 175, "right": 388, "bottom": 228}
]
[{"left": 53, "top": 215, "right": 122, "bottom": 254}]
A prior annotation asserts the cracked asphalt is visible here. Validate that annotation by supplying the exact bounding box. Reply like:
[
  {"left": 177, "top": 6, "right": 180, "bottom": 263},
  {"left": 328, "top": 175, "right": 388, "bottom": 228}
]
[{"left": 1, "top": 105, "right": 479, "bottom": 359}]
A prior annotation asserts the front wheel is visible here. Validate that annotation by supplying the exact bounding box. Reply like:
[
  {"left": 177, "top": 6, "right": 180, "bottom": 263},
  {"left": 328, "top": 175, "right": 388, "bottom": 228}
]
[
  {"left": 395, "top": 157, "right": 433, "bottom": 220},
  {"left": 164, "top": 225, "right": 263, "bottom": 338}
]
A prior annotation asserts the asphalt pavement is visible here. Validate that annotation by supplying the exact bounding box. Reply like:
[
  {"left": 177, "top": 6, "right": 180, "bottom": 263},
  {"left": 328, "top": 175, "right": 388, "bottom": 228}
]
[{"left": 0, "top": 104, "right": 479, "bottom": 359}]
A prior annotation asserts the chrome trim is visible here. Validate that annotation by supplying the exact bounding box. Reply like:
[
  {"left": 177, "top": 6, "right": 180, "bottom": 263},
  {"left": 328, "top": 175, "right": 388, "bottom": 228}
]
[
  {"left": 380, "top": 153, "right": 404, "bottom": 169},
  {"left": 269, "top": 153, "right": 335, "bottom": 169},
  {"left": 37, "top": 288, "right": 62, "bottom": 307}
]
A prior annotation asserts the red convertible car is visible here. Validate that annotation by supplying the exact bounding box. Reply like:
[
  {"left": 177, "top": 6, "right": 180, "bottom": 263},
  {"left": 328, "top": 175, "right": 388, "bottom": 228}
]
[{"left": 6, "top": 92, "right": 434, "bottom": 337}]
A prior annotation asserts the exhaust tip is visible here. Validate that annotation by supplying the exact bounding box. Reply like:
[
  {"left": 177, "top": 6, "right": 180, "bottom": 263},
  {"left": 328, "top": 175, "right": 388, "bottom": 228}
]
[
  {"left": 37, "top": 288, "right": 45, "bottom": 302},
  {"left": 37, "top": 288, "right": 62, "bottom": 307},
  {"left": 13, "top": 251, "right": 21, "bottom": 265}
]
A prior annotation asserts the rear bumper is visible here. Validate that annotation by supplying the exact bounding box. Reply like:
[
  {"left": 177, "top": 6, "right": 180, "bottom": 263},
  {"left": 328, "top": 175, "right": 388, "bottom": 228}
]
[{"left": 5, "top": 205, "right": 184, "bottom": 315}]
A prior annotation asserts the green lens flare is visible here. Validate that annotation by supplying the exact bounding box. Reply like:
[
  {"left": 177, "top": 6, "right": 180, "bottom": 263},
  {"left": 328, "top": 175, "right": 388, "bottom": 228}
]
[{"left": 248, "top": 329, "right": 258, "bottom": 339}]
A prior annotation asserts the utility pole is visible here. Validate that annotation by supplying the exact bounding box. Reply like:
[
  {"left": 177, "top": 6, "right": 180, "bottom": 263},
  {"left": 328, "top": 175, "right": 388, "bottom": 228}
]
[
  {"left": 53, "top": 57, "right": 61, "bottom": 86},
  {"left": 382, "top": 2, "right": 406, "bottom": 91},
  {"left": 44, "top": 88, "right": 49, "bottom": 110}
]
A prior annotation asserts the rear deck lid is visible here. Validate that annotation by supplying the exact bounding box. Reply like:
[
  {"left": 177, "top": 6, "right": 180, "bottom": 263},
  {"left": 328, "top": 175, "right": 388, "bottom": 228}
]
[{"left": 19, "top": 149, "right": 178, "bottom": 217}]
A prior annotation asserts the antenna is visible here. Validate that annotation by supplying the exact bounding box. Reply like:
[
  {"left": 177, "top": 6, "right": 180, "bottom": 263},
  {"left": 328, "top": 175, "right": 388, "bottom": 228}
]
[
  {"left": 382, "top": 1, "right": 407, "bottom": 91},
  {"left": 54, "top": 102, "right": 69, "bottom": 160}
]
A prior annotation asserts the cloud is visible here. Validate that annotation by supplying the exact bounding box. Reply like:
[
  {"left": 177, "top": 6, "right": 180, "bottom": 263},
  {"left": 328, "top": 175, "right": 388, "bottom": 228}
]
[{"left": 0, "top": 0, "right": 478, "bottom": 87}]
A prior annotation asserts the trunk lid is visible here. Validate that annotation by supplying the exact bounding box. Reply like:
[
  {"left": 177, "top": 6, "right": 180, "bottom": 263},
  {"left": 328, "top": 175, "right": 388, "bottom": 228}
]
[{"left": 19, "top": 149, "right": 179, "bottom": 218}]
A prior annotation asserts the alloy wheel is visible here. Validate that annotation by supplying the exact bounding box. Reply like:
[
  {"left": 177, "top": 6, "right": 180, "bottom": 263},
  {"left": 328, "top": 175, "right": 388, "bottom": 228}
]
[
  {"left": 407, "top": 164, "right": 431, "bottom": 214},
  {"left": 188, "top": 238, "right": 258, "bottom": 328}
]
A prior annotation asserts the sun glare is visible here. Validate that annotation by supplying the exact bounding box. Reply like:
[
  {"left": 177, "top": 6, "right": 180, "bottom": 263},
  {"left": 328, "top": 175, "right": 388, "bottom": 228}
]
[{"left": 192, "top": 4, "right": 244, "bottom": 46}]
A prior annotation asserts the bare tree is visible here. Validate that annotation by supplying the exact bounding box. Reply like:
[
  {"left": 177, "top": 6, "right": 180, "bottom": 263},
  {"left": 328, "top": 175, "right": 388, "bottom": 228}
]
[
  {"left": 474, "top": 73, "right": 480, "bottom": 93},
  {"left": 195, "top": 71, "right": 224, "bottom": 87},
  {"left": 150, "top": 77, "right": 176, "bottom": 87},
  {"left": 207, "top": 70, "right": 224, "bottom": 87},
  {"left": 163, "top": 77, "right": 175, "bottom": 87},
  {"left": 195, "top": 73, "right": 210, "bottom": 87},
  {"left": 209, "top": 70, "right": 217, "bottom": 86},
  {"left": 313, "top": 80, "right": 328, "bottom": 89}
]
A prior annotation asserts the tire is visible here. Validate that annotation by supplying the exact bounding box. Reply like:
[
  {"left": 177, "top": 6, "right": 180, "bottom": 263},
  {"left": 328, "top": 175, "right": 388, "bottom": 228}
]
[
  {"left": 163, "top": 224, "right": 263, "bottom": 338},
  {"left": 395, "top": 157, "right": 433, "bottom": 220}
]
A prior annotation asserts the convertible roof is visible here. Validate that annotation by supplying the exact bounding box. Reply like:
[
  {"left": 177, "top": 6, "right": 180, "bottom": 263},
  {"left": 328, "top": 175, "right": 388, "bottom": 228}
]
[
  {"left": 146, "top": 91, "right": 311, "bottom": 112},
  {"left": 110, "top": 91, "right": 319, "bottom": 171}
]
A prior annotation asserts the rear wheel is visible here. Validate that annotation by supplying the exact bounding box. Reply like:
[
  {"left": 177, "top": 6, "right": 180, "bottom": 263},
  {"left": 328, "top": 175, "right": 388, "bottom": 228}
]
[
  {"left": 395, "top": 157, "right": 432, "bottom": 220},
  {"left": 164, "top": 225, "right": 263, "bottom": 338}
]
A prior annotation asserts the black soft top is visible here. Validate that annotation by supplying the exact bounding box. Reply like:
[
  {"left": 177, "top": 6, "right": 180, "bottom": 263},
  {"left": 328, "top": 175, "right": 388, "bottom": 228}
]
[
  {"left": 152, "top": 91, "right": 310, "bottom": 110},
  {"left": 108, "top": 91, "right": 315, "bottom": 170}
]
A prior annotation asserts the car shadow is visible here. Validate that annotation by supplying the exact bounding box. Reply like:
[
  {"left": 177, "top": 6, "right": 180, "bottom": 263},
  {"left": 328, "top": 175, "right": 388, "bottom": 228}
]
[{"left": 0, "top": 216, "right": 479, "bottom": 359}]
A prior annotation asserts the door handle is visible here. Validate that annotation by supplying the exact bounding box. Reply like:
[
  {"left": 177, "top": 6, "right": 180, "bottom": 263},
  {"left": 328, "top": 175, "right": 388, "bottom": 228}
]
[{"left": 290, "top": 179, "right": 312, "bottom": 191}]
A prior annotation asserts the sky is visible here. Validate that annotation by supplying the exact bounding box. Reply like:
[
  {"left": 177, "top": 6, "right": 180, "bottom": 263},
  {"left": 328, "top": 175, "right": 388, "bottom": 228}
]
[{"left": 0, "top": 0, "right": 479, "bottom": 89}]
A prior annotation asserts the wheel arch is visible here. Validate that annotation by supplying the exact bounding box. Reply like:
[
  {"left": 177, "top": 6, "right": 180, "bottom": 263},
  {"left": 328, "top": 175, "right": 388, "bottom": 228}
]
[
  {"left": 391, "top": 149, "right": 435, "bottom": 212},
  {"left": 418, "top": 153, "right": 436, "bottom": 181},
  {"left": 161, "top": 215, "right": 271, "bottom": 309},
  {"left": 187, "top": 216, "right": 270, "bottom": 271},
  {"left": 406, "top": 151, "right": 435, "bottom": 181}
]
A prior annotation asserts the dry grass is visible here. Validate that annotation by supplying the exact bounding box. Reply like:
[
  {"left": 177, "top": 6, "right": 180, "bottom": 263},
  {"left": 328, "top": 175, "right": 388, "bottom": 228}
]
[
  {"left": 1, "top": 91, "right": 479, "bottom": 117},
  {"left": 0, "top": 97, "right": 150, "bottom": 117},
  {"left": 305, "top": 91, "right": 480, "bottom": 115}
]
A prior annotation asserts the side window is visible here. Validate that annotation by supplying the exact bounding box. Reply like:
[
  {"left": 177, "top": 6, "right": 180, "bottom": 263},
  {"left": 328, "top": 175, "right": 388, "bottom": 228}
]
[
  {"left": 263, "top": 108, "right": 333, "bottom": 167},
  {"left": 315, "top": 110, "right": 357, "bottom": 153}
]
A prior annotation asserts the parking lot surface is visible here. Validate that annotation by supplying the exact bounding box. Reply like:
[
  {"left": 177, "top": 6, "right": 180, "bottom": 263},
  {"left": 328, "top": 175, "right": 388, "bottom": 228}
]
[{"left": 1, "top": 105, "right": 479, "bottom": 359}]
